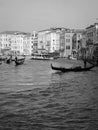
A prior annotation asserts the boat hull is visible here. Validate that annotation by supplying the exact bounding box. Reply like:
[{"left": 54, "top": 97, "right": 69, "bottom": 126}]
[{"left": 31, "top": 57, "right": 53, "bottom": 60}]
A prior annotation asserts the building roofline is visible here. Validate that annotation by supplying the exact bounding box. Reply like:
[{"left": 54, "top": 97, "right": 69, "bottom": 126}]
[
  {"left": 86, "top": 23, "right": 98, "bottom": 29},
  {"left": 0, "top": 31, "right": 29, "bottom": 35}
]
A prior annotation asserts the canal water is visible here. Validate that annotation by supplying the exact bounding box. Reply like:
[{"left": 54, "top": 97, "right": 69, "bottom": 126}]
[{"left": 0, "top": 59, "right": 98, "bottom": 130}]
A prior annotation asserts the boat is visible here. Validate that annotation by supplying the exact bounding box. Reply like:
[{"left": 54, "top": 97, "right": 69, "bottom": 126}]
[
  {"left": 86, "top": 59, "right": 98, "bottom": 67},
  {"left": 11, "top": 55, "right": 16, "bottom": 61},
  {"left": 31, "top": 53, "right": 59, "bottom": 60},
  {"left": 6, "top": 56, "right": 12, "bottom": 64},
  {"left": 6, "top": 58, "right": 12, "bottom": 64},
  {"left": 0, "top": 55, "right": 7, "bottom": 61},
  {"left": 51, "top": 64, "right": 95, "bottom": 72},
  {"left": 15, "top": 57, "right": 25, "bottom": 65},
  {"left": 31, "top": 53, "right": 54, "bottom": 60}
]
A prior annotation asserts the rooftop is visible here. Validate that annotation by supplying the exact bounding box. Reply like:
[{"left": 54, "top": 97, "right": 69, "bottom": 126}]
[
  {"left": 0, "top": 31, "right": 29, "bottom": 35},
  {"left": 86, "top": 23, "right": 98, "bottom": 29}
]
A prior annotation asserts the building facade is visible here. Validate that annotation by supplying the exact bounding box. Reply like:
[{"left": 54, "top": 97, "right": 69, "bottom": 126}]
[
  {"left": 59, "top": 30, "right": 65, "bottom": 57},
  {"left": 38, "top": 28, "right": 61, "bottom": 54},
  {"left": 72, "top": 30, "right": 83, "bottom": 58},
  {"left": 38, "top": 29, "right": 51, "bottom": 53},
  {"left": 49, "top": 31, "right": 60, "bottom": 53},
  {"left": 10, "top": 33, "right": 25, "bottom": 55},
  {"left": 86, "top": 23, "right": 98, "bottom": 60},
  {"left": 0, "top": 31, "right": 30, "bottom": 55},
  {"left": 23, "top": 34, "right": 32, "bottom": 55},
  {"left": 64, "top": 30, "right": 74, "bottom": 57},
  {"left": 0, "top": 33, "right": 12, "bottom": 54},
  {"left": 31, "top": 31, "right": 38, "bottom": 54}
]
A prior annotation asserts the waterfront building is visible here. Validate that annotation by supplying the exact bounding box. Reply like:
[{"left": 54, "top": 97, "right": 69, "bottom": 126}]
[
  {"left": 72, "top": 30, "right": 83, "bottom": 58},
  {"left": 38, "top": 27, "right": 75, "bottom": 57},
  {"left": 81, "top": 31, "right": 87, "bottom": 48},
  {"left": 63, "top": 30, "right": 74, "bottom": 57},
  {"left": 45, "top": 32, "right": 51, "bottom": 52},
  {"left": 0, "top": 32, "right": 12, "bottom": 55},
  {"left": 86, "top": 23, "right": 98, "bottom": 60},
  {"left": 78, "top": 31, "right": 87, "bottom": 59},
  {"left": 59, "top": 30, "right": 65, "bottom": 57},
  {"left": 23, "top": 33, "right": 32, "bottom": 55},
  {"left": 38, "top": 28, "right": 61, "bottom": 54},
  {"left": 0, "top": 31, "right": 28, "bottom": 55},
  {"left": 10, "top": 33, "right": 25, "bottom": 55},
  {"left": 46, "top": 31, "right": 60, "bottom": 53},
  {"left": 38, "top": 29, "right": 51, "bottom": 54},
  {"left": 31, "top": 31, "right": 38, "bottom": 54}
]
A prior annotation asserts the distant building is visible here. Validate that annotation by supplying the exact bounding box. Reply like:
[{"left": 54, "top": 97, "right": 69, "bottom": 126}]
[
  {"left": 0, "top": 31, "right": 28, "bottom": 55},
  {"left": 0, "top": 33, "right": 12, "bottom": 54}
]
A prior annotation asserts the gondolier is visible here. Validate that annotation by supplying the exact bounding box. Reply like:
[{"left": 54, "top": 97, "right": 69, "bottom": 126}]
[
  {"left": 84, "top": 58, "right": 87, "bottom": 68},
  {"left": 15, "top": 56, "right": 25, "bottom": 66}
]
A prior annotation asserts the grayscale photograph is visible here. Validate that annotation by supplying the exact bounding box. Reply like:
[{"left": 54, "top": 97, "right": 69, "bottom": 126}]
[{"left": 0, "top": 0, "right": 98, "bottom": 129}]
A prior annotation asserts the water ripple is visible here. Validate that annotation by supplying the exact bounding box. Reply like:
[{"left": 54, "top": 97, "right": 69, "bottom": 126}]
[{"left": 0, "top": 61, "right": 98, "bottom": 129}]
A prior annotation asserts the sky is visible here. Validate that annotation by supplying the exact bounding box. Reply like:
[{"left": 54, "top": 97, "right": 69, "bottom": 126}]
[{"left": 0, "top": 0, "right": 98, "bottom": 33}]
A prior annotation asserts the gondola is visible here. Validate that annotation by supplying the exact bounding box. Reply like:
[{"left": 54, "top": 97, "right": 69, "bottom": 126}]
[
  {"left": 5, "top": 55, "right": 12, "bottom": 64},
  {"left": 51, "top": 64, "right": 95, "bottom": 72},
  {"left": 6, "top": 58, "right": 12, "bottom": 64},
  {"left": 15, "top": 57, "right": 25, "bottom": 66}
]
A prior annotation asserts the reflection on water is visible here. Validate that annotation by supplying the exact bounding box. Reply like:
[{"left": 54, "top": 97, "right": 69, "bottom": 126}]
[{"left": 0, "top": 60, "right": 98, "bottom": 130}]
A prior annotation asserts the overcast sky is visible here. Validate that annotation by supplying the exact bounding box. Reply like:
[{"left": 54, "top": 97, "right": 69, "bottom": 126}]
[{"left": 0, "top": 0, "right": 98, "bottom": 32}]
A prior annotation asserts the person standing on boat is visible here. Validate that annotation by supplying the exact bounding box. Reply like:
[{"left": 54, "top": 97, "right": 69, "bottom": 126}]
[
  {"left": 84, "top": 58, "right": 87, "bottom": 68},
  {"left": 15, "top": 56, "right": 18, "bottom": 61},
  {"left": 83, "top": 49, "right": 87, "bottom": 68}
]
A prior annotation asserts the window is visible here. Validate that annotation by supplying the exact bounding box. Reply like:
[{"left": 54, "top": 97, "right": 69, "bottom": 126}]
[
  {"left": 40, "top": 41, "right": 43, "bottom": 43},
  {"left": 47, "top": 41, "right": 50, "bottom": 46},
  {"left": 66, "top": 45, "right": 70, "bottom": 49},
  {"left": 66, "top": 39, "right": 70, "bottom": 43}
]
